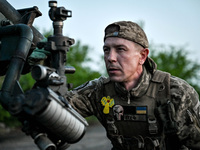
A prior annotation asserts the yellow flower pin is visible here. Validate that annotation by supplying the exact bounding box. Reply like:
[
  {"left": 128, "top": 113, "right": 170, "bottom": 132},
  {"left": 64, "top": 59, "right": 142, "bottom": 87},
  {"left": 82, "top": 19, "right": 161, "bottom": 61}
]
[{"left": 101, "top": 96, "right": 114, "bottom": 114}]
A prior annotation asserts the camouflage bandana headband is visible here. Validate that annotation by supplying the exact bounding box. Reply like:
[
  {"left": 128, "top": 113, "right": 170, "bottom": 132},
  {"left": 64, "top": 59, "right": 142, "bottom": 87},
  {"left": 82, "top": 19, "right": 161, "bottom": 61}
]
[{"left": 104, "top": 21, "right": 149, "bottom": 48}]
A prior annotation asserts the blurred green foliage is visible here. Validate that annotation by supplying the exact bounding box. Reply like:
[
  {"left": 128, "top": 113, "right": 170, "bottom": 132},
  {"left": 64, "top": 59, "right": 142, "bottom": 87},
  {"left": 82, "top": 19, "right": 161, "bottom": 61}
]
[{"left": 67, "top": 40, "right": 101, "bottom": 88}]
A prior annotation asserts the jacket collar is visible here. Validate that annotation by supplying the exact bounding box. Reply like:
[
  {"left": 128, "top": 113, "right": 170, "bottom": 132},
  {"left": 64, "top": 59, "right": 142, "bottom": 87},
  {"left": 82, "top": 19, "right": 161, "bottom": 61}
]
[{"left": 115, "top": 66, "right": 152, "bottom": 98}]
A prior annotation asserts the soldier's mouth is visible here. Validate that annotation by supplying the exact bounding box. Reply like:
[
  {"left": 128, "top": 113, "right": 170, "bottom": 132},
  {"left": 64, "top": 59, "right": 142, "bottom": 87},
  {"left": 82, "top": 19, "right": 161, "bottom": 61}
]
[{"left": 108, "top": 68, "right": 120, "bottom": 74}]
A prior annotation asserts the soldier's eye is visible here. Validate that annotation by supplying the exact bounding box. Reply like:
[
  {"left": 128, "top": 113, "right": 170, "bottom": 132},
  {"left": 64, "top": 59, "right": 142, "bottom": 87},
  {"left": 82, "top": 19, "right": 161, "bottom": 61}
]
[{"left": 103, "top": 47, "right": 110, "bottom": 53}]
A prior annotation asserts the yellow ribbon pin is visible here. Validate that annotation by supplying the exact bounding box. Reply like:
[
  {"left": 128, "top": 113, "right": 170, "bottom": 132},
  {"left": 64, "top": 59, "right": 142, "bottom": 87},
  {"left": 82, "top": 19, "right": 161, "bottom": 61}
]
[{"left": 101, "top": 96, "right": 114, "bottom": 114}]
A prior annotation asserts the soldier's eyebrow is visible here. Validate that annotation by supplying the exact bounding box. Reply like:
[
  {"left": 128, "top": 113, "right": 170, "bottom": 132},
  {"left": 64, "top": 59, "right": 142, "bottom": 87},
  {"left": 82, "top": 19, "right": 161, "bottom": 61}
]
[
  {"left": 103, "top": 45, "right": 108, "bottom": 49},
  {"left": 103, "top": 43, "right": 127, "bottom": 48},
  {"left": 115, "top": 44, "right": 127, "bottom": 48}
]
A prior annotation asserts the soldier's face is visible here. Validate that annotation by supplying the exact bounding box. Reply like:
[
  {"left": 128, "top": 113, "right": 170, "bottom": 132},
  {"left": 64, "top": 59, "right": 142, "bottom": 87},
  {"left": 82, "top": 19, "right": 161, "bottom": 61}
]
[{"left": 103, "top": 37, "right": 146, "bottom": 85}]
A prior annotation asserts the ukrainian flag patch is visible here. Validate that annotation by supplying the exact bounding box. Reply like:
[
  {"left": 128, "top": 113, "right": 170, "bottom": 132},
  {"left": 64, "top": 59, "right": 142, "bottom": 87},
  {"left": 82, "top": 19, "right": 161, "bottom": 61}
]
[{"left": 136, "top": 106, "right": 147, "bottom": 114}]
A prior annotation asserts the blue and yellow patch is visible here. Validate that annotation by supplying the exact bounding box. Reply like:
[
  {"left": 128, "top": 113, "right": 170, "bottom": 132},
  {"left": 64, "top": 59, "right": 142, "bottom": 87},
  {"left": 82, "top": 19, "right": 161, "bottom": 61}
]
[{"left": 136, "top": 106, "right": 147, "bottom": 114}]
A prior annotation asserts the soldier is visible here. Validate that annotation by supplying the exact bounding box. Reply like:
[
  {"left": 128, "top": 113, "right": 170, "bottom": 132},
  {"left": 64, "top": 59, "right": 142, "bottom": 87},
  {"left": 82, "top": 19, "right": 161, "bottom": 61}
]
[{"left": 66, "top": 21, "right": 200, "bottom": 150}]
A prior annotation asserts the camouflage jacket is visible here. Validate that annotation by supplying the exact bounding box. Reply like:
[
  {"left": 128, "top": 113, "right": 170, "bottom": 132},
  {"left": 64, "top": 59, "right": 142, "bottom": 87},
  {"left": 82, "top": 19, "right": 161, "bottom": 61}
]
[{"left": 66, "top": 58, "right": 200, "bottom": 150}]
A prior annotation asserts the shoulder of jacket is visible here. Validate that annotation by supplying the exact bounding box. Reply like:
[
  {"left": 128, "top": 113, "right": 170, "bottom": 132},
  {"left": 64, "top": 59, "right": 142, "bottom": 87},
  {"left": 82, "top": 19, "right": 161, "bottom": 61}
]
[
  {"left": 73, "top": 76, "right": 108, "bottom": 91},
  {"left": 152, "top": 70, "right": 171, "bottom": 83},
  {"left": 170, "top": 75, "right": 199, "bottom": 102}
]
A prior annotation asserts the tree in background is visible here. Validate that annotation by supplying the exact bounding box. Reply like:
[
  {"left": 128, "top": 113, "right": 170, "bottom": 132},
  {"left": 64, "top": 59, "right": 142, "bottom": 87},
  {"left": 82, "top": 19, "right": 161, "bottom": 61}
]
[{"left": 67, "top": 40, "right": 101, "bottom": 88}]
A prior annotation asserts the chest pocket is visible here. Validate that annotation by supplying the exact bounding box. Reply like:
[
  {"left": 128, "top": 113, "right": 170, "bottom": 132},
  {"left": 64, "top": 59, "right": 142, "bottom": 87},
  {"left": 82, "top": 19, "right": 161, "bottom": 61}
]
[
  {"left": 106, "top": 93, "right": 158, "bottom": 137},
  {"left": 113, "top": 105, "right": 149, "bottom": 137}
]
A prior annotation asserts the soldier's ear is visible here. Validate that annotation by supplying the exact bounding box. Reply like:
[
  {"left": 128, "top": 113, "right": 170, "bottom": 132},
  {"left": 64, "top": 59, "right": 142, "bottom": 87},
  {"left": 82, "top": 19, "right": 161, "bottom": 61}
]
[{"left": 139, "top": 48, "right": 149, "bottom": 65}]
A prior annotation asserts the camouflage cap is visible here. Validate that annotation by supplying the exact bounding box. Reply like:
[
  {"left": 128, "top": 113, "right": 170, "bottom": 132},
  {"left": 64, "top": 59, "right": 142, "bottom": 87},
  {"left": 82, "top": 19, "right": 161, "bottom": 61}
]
[{"left": 104, "top": 21, "right": 149, "bottom": 48}]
